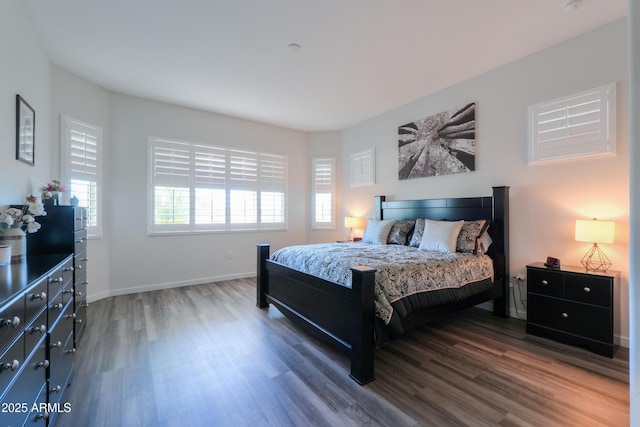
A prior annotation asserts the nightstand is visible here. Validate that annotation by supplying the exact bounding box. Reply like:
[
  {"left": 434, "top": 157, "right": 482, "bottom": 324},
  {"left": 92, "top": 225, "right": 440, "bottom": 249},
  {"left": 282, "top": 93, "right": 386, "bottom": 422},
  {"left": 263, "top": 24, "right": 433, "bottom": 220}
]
[{"left": 526, "top": 262, "right": 619, "bottom": 357}]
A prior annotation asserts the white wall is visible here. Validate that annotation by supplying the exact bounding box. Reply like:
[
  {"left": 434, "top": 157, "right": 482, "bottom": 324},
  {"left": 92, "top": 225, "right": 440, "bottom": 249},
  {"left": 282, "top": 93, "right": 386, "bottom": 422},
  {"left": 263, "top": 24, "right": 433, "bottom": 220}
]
[
  {"left": 340, "top": 19, "right": 631, "bottom": 346},
  {"left": 0, "top": 0, "right": 51, "bottom": 202},
  {"left": 49, "top": 66, "right": 111, "bottom": 302},
  {"left": 107, "top": 93, "right": 308, "bottom": 296},
  {"left": 627, "top": 1, "right": 638, "bottom": 423}
]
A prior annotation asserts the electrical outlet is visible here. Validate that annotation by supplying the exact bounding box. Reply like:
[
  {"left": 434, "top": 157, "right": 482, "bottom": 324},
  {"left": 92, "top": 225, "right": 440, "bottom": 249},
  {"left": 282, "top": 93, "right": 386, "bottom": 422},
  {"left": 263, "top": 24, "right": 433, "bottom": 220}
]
[{"left": 516, "top": 273, "right": 526, "bottom": 281}]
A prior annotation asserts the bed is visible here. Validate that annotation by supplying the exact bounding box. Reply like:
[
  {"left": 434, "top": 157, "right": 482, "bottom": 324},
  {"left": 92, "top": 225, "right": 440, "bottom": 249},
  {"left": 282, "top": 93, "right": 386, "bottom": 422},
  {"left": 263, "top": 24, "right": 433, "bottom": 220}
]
[{"left": 257, "top": 186, "right": 509, "bottom": 385}]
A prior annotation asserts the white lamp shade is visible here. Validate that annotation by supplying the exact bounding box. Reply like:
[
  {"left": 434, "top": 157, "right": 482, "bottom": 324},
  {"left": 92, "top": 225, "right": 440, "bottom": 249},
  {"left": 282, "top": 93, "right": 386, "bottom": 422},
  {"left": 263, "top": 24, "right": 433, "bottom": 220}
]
[
  {"left": 575, "top": 219, "right": 615, "bottom": 244},
  {"left": 344, "top": 216, "right": 365, "bottom": 229}
]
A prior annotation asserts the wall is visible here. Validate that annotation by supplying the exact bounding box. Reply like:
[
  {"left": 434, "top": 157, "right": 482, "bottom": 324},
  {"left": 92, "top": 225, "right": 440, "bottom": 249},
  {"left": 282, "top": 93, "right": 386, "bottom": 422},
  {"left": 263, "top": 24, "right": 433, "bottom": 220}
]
[
  {"left": 49, "top": 66, "right": 111, "bottom": 302},
  {"left": 0, "top": 0, "right": 51, "bottom": 202},
  {"left": 107, "top": 93, "right": 308, "bottom": 296},
  {"left": 340, "top": 19, "right": 631, "bottom": 346},
  {"left": 628, "top": 1, "right": 639, "bottom": 423}
]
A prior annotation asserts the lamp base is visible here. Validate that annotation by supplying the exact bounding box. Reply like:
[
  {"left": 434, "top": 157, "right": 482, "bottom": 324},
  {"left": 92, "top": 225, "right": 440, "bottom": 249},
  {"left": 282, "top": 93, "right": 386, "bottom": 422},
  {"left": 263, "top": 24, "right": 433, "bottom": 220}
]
[
  {"left": 581, "top": 243, "right": 612, "bottom": 272},
  {"left": 346, "top": 228, "right": 354, "bottom": 242}
]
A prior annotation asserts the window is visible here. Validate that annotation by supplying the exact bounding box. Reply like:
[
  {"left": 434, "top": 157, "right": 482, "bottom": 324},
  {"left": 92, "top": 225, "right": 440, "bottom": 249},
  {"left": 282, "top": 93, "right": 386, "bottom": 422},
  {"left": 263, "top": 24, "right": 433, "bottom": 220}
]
[
  {"left": 61, "top": 115, "right": 103, "bottom": 237},
  {"left": 311, "top": 157, "right": 336, "bottom": 229},
  {"left": 149, "top": 138, "right": 287, "bottom": 234},
  {"left": 528, "top": 83, "right": 616, "bottom": 164}
]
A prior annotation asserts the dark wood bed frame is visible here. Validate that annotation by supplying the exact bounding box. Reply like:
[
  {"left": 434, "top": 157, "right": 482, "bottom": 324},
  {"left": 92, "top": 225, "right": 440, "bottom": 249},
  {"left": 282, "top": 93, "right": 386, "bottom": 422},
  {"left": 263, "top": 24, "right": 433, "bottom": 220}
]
[{"left": 257, "top": 186, "right": 509, "bottom": 385}]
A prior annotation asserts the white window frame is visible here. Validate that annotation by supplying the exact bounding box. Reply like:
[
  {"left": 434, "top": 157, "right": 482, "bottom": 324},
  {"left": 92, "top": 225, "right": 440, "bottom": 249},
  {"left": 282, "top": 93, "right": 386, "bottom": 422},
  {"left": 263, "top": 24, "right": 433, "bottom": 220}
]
[
  {"left": 61, "top": 115, "right": 103, "bottom": 238},
  {"left": 528, "top": 83, "right": 616, "bottom": 164},
  {"left": 148, "top": 137, "right": 287, "bottom": 235},
  {"left": 311, "top": 157, "right": 336, "bottom": 230}
]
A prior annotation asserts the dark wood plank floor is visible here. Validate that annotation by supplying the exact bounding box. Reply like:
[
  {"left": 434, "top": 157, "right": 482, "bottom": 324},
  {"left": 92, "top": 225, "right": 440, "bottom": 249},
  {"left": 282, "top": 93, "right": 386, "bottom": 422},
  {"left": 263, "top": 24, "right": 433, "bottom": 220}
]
[{"left": 57, "top": 278, "right": 629, "bottom": 427}]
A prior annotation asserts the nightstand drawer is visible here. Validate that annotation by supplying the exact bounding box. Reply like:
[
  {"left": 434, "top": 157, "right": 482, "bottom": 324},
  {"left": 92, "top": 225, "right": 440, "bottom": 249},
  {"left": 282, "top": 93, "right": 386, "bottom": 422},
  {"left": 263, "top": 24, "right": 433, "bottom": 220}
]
[
  {"left": 565, "top": 274, "right": 611, "bottom": 307},
  {"left": 527, "top": 269, "right": 563, "bottom": 297},
  {"left": 528, "top": 294, "right": 611, "bottom": 342}
]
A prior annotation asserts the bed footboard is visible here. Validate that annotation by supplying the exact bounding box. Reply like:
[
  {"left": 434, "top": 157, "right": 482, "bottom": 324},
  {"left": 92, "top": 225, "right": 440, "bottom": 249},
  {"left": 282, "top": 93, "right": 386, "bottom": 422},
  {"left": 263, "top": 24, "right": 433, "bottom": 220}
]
[{"left": 256, "top": 244, "right": 376, "bottom": 385}]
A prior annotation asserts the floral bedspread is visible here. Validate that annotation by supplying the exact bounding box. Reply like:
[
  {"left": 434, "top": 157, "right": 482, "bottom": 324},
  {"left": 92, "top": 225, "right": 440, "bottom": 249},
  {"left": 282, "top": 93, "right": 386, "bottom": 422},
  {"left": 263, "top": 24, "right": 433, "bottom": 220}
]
[{"left": 270, "top": 243, "right": 494, "bottom": 325}]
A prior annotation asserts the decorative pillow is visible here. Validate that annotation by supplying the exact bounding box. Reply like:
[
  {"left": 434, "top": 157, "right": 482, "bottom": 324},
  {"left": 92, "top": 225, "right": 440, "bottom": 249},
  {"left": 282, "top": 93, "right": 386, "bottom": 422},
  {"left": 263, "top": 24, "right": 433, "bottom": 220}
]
[
  {"left": 362, "top": 219, "right": 396, "bottom": 245},
  {"left": 477, "top": 230, "right": 493, "bottom": 254},
  {"left": 408, "top": 218, "right": 425, "bottom": 247},
  {"left": 387, "top": 220, "right": 415, "bottom": 245},
  {"left": 418, "top": 219, "right": 464, "bottom": 254},
  {"left": 456, "top": 219, "right": 488, "bottom": 253}
]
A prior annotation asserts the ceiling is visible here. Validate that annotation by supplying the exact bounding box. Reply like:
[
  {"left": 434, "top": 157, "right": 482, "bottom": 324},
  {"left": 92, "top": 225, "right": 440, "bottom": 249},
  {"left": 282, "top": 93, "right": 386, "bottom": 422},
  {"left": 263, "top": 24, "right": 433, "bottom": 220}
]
[{"left": 21, "top": 0, "right": 627, "bottom": 132}]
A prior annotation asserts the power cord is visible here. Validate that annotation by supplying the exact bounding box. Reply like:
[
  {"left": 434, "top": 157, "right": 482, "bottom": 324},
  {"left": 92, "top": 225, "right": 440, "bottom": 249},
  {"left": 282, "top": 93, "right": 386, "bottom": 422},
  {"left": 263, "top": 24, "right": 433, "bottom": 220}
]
[{"left": 510, "top": 276, "right": 527, "bottom": 320}]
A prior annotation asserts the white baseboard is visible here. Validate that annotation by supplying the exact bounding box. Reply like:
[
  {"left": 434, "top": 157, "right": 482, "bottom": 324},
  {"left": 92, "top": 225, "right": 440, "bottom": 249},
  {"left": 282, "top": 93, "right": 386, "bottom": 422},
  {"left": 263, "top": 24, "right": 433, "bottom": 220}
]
[{"left": 86, "top": 271, "right": 255, "bottom": 304}]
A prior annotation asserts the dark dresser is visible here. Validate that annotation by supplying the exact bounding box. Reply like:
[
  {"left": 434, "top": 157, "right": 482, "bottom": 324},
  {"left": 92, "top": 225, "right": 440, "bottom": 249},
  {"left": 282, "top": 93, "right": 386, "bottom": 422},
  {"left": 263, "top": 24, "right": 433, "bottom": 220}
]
[
  {"left": 526, "top": 262, "right": 619, "bottom": 357},
  {"left": 0, "top": 254, "right": 74, "bottom": 426},
  {"left": 26, "top": 206, "right": 89, "bottom": 347}
]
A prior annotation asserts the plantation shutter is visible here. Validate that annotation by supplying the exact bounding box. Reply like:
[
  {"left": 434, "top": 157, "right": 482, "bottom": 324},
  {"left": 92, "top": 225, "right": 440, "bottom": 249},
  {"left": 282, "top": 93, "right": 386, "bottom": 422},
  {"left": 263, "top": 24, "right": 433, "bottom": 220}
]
[
  {"left": 529, "top": 83, "right": 616, "bottom": 163},
  {"left": 312, "top": 157, "right": 335, "bottom": 229},
  {"left": 259, "top": 153, "right": 287, "bottom": 227}
]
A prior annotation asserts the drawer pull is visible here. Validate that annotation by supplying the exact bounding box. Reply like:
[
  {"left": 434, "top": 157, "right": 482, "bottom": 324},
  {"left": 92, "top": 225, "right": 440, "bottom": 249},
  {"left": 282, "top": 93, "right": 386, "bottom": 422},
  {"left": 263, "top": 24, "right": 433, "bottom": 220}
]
[
  {"left": 75, "top": 265, "right": 82, "bottom": 270},
  {"left": 64, "top": 266, "right": 75, "bottom": 272},
  {"left": 50, "top": 385, "right": 62, "bottom": 394},
  {"left": 75, "top": 291, "right": 83, "bottom": 297},
  {"left": 75, "top": 319, "right": 83, "bottom": 324},
  {"left": 63, "top": 289, "right": 74, "bottom": 295},
  {"left": 30, "top": 292, "right": 47, "bottom": 301},
  {"left": 50, "top": 303, "right": 63, "bottom": 311},
  {"left": 66, "top": 348, "right": 76, "bottom": 354},
  {"left": 50, "top": 276, "right": 63, "bottom": 284},
  {"left": 30, "top": 324, "right": 46, "bottom": 334},
  {"left": 35, "top": 412, "right": 49, "bottom": 421},
  {"left": 1, "top": 316, "right": 21, "bottom": 328},
  {"left": 36, "top": 360, "right": 49, "bottom": 369},
  {"left": 541, "top": 280, "right": 548, "bottom": 285},
  {"left": 583, "top": 287, "right": 591, "bottom": 293},
  {"left": 562, "top": 312, "right": 569, "bottom": 319},
  {"left": 2, "top": 360, "right": 20, "bottom": 371},
  {"left": 50, "top": 341, "right": 62, "bottom": 349},
  {"left": 65, "top": 313, "right": 77, "bottom": 320}
]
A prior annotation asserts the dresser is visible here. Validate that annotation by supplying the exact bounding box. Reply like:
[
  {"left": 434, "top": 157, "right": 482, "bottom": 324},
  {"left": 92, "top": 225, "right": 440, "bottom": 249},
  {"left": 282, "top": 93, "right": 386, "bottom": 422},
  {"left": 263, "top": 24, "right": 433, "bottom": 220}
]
[
  {"left": 526, "top": 262, "right": 619, "bottom": 357},
  {"left": 26, "top": 206, "right": 89, "bottom": 347},
  {"left": 0, "top": 254, "right": 74, "bottom": 426}
]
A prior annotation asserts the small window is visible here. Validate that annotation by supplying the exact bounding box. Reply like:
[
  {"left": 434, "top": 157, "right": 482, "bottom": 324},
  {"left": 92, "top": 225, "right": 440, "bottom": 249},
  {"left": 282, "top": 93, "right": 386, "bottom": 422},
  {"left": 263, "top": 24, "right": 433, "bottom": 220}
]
[
  {"left": 311, "top": 157, "right": 336, "bottom": 230},
  {"left": 528, "top": 83, "right": 616, "bottom": 164},
  {"left": 61, "top": 115, "right": 103, "bottom": 238}
]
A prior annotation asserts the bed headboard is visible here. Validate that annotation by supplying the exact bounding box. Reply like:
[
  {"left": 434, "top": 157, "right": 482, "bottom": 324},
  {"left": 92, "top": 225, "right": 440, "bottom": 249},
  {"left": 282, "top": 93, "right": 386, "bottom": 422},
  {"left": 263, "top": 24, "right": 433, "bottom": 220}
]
[{"left": 374, "top": 186, "right": 510, "bottom": 312}]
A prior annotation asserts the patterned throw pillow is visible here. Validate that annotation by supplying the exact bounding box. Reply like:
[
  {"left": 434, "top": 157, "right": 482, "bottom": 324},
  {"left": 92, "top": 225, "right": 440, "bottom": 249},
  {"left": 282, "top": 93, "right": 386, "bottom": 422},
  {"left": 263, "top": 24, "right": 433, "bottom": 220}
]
[
  {"left": 387, "top": 220, "right": 415, "bottom": 245},
  {"left": 408, "top": 218, "right": 425, "bottom": 247},
  {"left": 456, "top": 219, "right": 488, "bottom": 253}
]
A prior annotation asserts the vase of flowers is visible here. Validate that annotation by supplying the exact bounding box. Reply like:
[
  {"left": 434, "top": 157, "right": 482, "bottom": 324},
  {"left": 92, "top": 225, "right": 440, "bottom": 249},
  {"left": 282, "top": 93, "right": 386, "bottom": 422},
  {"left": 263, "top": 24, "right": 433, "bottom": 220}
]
[
  {"left": 40, "top": 179, "right": 66, "bottom": 206},
  {"left": 0, "top": 195, "right": 46, "bottom": 262}
]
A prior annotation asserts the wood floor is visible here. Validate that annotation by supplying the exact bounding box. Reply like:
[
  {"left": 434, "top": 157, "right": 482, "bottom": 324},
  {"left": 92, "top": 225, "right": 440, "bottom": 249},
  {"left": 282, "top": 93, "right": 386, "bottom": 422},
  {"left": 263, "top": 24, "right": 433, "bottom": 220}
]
[{"left": 56, "top": 278, "right": 629, "bottom": 427}]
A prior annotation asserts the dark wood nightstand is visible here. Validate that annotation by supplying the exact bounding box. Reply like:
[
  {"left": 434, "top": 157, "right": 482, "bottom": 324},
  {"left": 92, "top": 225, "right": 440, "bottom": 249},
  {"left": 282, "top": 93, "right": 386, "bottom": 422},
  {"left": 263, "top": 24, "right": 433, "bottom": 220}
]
[{"left": 526, "top": 262, "right": 620, "bottom": 357}]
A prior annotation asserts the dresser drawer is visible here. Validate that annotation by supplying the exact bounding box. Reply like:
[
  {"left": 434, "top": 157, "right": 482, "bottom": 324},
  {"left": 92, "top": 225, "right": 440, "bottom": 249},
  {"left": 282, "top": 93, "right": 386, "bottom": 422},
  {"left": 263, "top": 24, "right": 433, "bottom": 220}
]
[
  {"left": 527, "top": 269, "right": 563, "bottom": 297},
  {"left": 74, "top": 207, "right": 87, "bottom": 231},
  {"left": 48, "top": 301, "right": 74, "bottom": 363},
  {"left": 528, "top": 294, "right": 611, "bottom": 342},
  {"left": 25, "top": 278, "right": 48, "bottom": 326},
  {"left": 4, "top": 340, "right": 47, "bottom": 412},
  {"left": 565, "top": 274, "right": 611, "bottom": 307},
  {"left": 25, "top": 310, "right": 47, "bottom": 359},
  {"left": 48, "top": 332, "right": 74, "bottom": 409},
  {"left": 0, "top": 297, "right": 24, "bottom": 355},
  {"left": 74, "top": 229, "right": 87, "bottom": 254},
  {"left": 0, "top": 334, "right": 24, "bottom": 392}
]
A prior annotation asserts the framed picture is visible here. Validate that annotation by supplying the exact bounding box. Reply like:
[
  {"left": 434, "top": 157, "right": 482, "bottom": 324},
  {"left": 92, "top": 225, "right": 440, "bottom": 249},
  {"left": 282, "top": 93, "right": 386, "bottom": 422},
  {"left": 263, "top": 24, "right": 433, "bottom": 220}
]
[
  {"left": 350, "top": 147, "right": 375, "bottom": 187},
  {"left": 16, "top": 94, "right": 35, "bottom": 165}
]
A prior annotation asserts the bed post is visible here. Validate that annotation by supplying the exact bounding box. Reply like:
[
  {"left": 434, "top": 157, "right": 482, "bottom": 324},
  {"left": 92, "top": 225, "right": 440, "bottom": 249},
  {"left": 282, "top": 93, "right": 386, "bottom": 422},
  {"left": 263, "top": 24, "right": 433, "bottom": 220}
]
[
  {"left": 374, "top": 196, "right": 386, "bottom": 220},
  {"left": 491, "top": 186, "right": 510, "bottom": 318},
  {"left": 349, "top": 265, "right": 377, "bottom": 385},
  {"left": 257, "top": 244, "right": 270, "bottom": 308}
]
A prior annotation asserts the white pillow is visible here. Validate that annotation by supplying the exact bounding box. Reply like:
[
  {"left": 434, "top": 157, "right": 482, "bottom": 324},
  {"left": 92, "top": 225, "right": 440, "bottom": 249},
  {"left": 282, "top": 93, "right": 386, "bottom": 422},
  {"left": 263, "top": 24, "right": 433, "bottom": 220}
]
[
  {"left": 362, "top": 219, "right": 396, "bottom": 245},
  {"left": 419, "top": 219, "right": 464, "bottom": 254}
]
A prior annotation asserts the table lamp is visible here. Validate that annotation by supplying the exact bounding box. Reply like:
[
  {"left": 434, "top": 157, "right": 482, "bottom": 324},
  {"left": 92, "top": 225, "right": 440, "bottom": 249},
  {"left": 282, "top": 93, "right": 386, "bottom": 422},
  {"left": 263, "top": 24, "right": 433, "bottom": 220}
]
[
  {"left": 575, "top": 218, "right": 615, "bottom": 272},
  {"left": 345, "top": 216, "right": 365, "bottom": 242}
]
